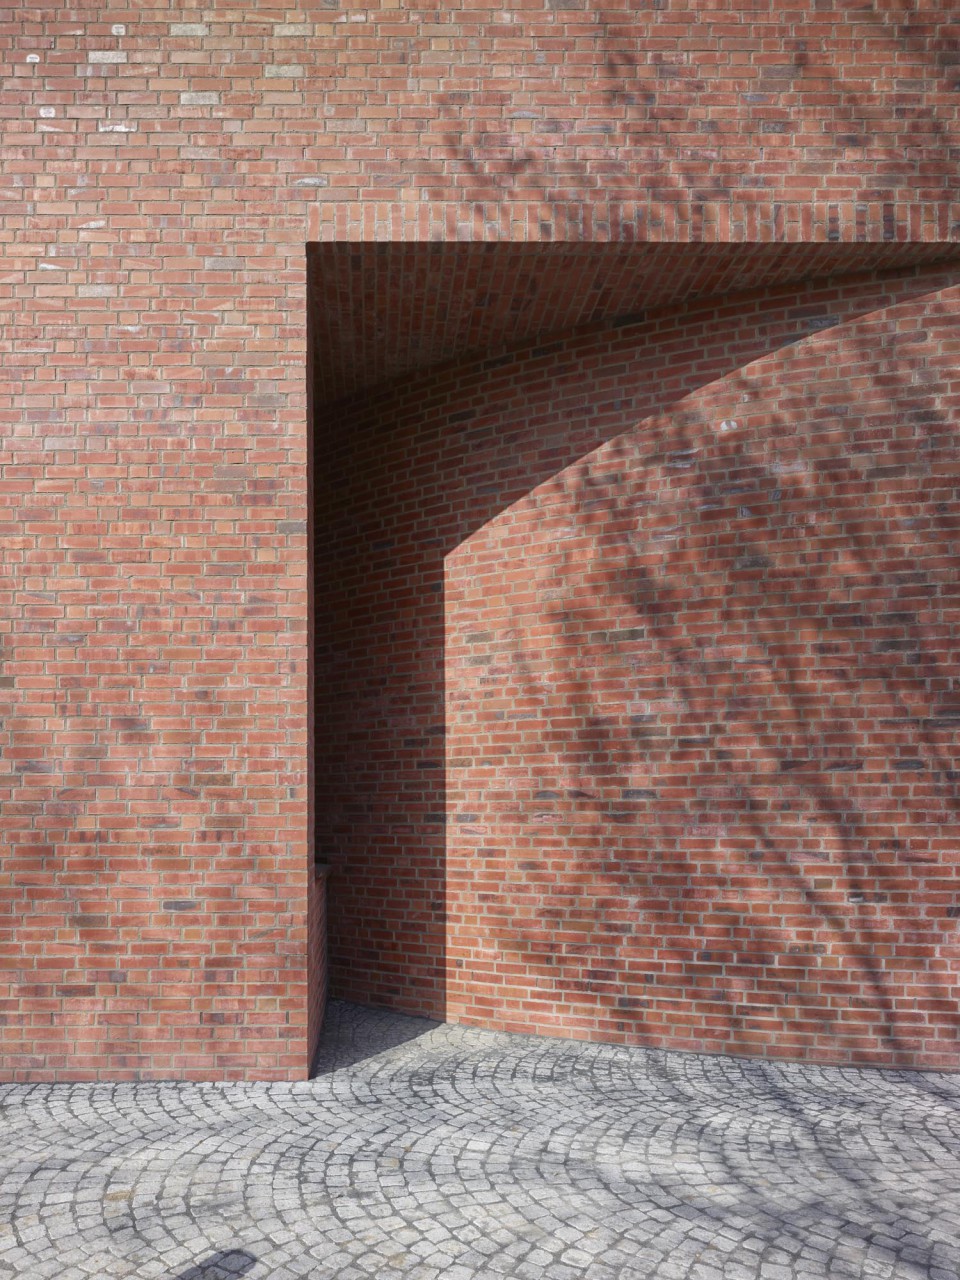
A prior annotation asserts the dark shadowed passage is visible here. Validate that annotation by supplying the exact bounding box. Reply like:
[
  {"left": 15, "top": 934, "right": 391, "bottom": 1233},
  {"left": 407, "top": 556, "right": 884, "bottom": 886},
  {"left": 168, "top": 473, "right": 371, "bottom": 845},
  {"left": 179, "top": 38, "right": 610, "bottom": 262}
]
[{"left": 311, "top": 245, "right": 960, "bottom": 1069}]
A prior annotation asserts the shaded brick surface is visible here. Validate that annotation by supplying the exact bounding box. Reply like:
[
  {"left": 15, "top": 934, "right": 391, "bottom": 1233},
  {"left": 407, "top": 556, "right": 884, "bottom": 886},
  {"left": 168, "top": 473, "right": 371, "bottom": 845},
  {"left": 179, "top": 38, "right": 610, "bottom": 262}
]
[
  {"left": 308, "top": 243, "right": 960, "bottom": 402},
  {"left": 317, "top": 265, "right": 960, "bottom": 1068}
]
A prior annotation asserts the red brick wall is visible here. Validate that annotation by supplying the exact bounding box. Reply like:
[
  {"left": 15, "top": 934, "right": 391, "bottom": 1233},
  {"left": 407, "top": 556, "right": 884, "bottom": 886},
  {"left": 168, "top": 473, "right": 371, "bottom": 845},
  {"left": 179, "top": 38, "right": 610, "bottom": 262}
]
[
  {"left": 4, "top": 4, "right": 959, "bottom": 247},
  {"left": 1, "top": 7, "right": 316, "bottom": 1083},
  {"left": 318, "top": 264, "right": 960, "bottom": 1068},
  {"left": 2, "top": 3, "right": 959, "bottom": 1079},
  {"left": 0, "top": 359, "right": 311, "bottom": 1081}
]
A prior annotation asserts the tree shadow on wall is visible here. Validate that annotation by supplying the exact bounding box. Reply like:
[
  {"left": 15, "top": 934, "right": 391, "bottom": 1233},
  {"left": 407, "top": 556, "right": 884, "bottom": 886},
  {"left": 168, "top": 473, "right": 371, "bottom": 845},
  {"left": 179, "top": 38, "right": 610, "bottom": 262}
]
[
  {"left": 431, "top": 0, "right": 958, "bottom": 237},
  {"left": 315, "top": 265, "right": 960, "bottom": 1062},
  {"left": 443, "top": 296, "right": 960, "bottom": 1063}
]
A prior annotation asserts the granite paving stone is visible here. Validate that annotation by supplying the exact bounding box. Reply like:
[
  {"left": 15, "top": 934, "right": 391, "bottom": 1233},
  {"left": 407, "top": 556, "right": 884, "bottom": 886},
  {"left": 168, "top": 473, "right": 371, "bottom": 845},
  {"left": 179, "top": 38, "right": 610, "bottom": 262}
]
[{"left": 0, "top": 1002, "right": 959, "bottom": 1279}]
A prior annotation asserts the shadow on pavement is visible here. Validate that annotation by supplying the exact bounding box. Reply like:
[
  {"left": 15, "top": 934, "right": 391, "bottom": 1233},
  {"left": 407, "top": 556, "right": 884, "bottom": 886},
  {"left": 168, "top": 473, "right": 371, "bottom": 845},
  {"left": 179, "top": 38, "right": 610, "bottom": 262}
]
[
  {"left": 312, "top": 999, "right": 440, "bottom": 1074},
  {"left": 173, "top": 1250, "right": 258, "bottom": 1279}
]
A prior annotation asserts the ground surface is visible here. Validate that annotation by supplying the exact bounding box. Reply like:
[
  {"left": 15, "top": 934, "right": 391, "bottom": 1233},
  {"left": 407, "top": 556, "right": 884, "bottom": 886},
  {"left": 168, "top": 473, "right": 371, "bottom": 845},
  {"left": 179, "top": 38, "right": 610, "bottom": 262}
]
[{"left": 1, "top": 1003, "right": 959, "bottom": 1280}]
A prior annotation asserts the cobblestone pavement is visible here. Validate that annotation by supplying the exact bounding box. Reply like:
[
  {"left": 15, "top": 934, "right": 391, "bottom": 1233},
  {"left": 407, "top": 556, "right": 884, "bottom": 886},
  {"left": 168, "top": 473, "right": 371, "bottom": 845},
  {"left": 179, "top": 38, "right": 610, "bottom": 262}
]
[{"left": 2, "top": 1003, "right": 960, "bottom": 1280}]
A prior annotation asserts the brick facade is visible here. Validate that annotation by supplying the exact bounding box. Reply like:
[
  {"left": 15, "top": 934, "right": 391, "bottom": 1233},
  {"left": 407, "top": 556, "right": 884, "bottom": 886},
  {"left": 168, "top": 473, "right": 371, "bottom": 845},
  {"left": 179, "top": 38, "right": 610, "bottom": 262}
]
[{"left": 2, "top": 3, "right": 959, "bottom": 1078}]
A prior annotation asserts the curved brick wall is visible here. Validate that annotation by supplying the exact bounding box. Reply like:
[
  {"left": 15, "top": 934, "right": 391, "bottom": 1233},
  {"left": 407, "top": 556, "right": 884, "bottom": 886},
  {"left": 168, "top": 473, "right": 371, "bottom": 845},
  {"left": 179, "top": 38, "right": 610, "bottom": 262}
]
[{"left": 317, "top": 263, "right": 960, "bottom": 1068}]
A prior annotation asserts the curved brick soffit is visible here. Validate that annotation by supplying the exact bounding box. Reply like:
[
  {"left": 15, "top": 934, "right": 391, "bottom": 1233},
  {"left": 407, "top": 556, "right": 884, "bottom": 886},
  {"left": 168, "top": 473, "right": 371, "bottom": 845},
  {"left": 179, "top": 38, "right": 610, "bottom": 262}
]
[
  {"left": 317, "top": 263, "right": 960, "bottom": 1065},
  {"left": 308, "top": 243, "right": 960, "bottom": 403}
]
